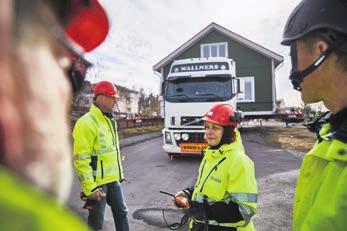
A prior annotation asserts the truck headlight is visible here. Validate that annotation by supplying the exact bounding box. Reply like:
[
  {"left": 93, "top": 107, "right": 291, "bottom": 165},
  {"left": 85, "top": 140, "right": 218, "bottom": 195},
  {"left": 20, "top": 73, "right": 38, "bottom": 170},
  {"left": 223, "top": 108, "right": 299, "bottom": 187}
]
[
  {"left": 181, "top": 133, "right": 189, "bottom": 141},
  {"left": 165, "top": 132, "right": 172, "bottom": 144},
  {"left": 174, "top": 133, "right": 181, "bottom": 141}
]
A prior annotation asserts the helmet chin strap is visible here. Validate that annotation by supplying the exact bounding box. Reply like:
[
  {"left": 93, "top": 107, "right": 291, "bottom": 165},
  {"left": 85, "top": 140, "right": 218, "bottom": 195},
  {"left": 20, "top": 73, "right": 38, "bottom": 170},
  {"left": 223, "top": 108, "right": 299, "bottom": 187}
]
[{"left": 289, "top": 43, "right": 334, "bottom": 91}]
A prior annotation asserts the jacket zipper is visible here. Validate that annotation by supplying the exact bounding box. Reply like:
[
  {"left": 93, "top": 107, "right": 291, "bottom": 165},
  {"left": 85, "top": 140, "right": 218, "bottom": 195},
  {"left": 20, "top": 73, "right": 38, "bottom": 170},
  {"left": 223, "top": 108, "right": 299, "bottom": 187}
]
[
  {"left": 104, "top": 115, "right": 123, "bottom": 180},
  {"left": 100, "top": 160, "right": 104, "bottom": 179},
  {"left": 196, "top": 160, "right": 207, "bottom": 188},
  {"left": 200, "top": 157, "right": 227, "bottom": 193}
]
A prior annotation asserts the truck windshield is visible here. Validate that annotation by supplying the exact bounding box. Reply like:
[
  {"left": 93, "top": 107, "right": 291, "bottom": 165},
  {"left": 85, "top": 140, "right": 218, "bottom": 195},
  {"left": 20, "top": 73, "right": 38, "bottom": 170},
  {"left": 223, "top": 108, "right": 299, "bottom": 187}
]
[{"left": 165, "top": 76, "right": 233, "bottom": 103}]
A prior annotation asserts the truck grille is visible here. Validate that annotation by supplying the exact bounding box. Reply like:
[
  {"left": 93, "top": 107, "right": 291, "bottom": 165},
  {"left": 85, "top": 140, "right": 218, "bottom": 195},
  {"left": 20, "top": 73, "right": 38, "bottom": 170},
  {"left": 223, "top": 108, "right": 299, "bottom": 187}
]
[
  {"left": 181, "top": 116, "right": 203, "bottom": 126},
  {"left": 175, "top": 132, "right": 205, "bottom": 146}
]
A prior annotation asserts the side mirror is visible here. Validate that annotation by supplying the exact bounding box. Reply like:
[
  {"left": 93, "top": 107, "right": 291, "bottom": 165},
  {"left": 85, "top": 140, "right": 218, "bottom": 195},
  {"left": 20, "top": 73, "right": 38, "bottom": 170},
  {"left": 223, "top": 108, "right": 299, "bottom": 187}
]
[
  {"left": 232, "top": 77, "right": 241, "bottom": 94},
  {"left": 237, "top": 78, "right": 242, "bottom": 93},
  {"left": 161, "top": 80, "right": 167, "bottom": 96}
]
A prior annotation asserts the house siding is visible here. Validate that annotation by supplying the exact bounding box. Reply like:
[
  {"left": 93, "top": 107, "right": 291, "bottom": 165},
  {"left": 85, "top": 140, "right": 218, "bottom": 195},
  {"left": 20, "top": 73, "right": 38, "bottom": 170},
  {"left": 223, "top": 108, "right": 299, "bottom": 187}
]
[{"left": 162, "top": 29, "right": 274, "bottom": 113}]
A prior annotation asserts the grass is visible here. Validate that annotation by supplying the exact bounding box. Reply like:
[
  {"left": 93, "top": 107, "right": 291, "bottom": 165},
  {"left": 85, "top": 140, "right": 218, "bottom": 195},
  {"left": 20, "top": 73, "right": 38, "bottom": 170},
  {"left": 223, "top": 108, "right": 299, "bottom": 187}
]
[
  {"left": 117, "top": 122, "right": 317, "bottom": 154},
  {"left": 118, "top": 125, "right": 163, "bottom": 140},
  {"left": 254, "top": 126, "right": 317, "bottom": 153}
]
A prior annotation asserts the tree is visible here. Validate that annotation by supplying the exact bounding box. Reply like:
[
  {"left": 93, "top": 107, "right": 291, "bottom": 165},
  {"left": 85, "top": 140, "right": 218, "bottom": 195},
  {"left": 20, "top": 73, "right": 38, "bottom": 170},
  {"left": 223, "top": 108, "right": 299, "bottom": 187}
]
[{"left": 137, "top": 89, "right": 160, "bottom": 116}]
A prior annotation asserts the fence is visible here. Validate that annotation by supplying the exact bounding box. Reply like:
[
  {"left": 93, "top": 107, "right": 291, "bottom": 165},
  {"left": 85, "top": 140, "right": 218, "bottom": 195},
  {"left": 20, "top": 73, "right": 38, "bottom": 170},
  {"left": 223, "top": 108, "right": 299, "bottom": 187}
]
[
  {"left": 116, "top": 117, "right": 163, "bottom": 130},
  {"left": 71, "top": 104, "right": 163, "bottom": 130}
]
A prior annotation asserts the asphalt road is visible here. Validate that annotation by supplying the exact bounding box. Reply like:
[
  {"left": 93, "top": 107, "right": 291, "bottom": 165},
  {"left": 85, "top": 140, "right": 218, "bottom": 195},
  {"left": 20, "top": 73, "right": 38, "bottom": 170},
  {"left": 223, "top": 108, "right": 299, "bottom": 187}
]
[{"left": 68, "top": 130, "right": 302, "bottom": 231}]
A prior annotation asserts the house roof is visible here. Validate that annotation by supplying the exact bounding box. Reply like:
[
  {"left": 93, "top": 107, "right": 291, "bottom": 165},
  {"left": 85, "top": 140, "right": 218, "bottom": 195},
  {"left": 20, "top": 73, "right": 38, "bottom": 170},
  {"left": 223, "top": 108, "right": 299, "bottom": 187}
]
[{"left": 153, "top": 22, "right": 284, "bottom": 72}]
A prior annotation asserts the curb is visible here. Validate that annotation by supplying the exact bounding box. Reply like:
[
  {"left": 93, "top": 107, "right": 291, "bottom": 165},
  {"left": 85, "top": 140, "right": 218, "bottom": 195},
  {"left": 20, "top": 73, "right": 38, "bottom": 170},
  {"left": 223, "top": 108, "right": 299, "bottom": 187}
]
[
  {"left": 285, "top": 149, "right": 305, "bottom": 159},
  {"left": 119, "top": 132, "right": 162, "bottom": 148}
]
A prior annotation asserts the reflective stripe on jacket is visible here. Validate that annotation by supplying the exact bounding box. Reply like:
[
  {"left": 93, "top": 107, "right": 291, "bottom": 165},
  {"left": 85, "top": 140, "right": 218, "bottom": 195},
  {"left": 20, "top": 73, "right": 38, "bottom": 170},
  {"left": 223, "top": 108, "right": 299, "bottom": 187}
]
[
  {"left": 0, "top": 166, "right": 89, "bottom": 231},
  {"left": 73, "top": 104, "right": 123, "bottom": 195},
  {"left": 191, "top": 141, "right": 257, "bottom": 231},
  {"left": 293, "top": 123, "right": 347, "bottom": 231}
]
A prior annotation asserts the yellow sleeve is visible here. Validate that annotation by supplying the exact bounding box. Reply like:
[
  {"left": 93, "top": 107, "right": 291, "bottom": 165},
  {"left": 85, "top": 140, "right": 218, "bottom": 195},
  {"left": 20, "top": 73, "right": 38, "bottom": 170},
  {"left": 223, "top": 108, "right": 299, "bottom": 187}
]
[{"left": 72, "top": 117, "right": 98, "bottom": 195}]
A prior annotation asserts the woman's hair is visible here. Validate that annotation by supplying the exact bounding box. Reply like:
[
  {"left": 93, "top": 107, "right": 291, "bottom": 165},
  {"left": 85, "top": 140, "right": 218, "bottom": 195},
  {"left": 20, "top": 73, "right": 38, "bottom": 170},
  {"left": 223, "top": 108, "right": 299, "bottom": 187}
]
[{"left": 220, "top": 125, "right": 236, "bottom": 145}]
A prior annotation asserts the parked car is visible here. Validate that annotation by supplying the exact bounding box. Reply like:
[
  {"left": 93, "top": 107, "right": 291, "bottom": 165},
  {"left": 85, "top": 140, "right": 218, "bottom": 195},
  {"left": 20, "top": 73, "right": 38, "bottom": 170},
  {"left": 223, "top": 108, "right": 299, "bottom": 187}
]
[{"left": 284, "top": 108, "right": 304, "bottom": 126}]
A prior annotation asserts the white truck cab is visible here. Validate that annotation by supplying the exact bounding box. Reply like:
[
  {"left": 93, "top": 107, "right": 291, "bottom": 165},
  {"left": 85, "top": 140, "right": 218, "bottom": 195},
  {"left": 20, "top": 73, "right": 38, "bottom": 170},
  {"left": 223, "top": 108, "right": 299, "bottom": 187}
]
[{"left": 162, "top": 57, "right": 239, "bottom": 159}]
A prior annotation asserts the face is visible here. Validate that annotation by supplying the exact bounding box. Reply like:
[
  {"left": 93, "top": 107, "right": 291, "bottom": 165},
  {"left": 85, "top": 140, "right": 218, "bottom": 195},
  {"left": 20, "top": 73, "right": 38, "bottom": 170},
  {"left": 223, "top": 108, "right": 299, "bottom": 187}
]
[
  {"left": 294, "top": 40, "right": 328, "bottom": 103},
  {"left": 204, "top": 122, "right": 224, "bottom": 146},
  {"left": 12, "top": 28, "right": 73, "bottom": 202},
  {"left": 99, "top": 95, "right": 117, "bottom": 112}
]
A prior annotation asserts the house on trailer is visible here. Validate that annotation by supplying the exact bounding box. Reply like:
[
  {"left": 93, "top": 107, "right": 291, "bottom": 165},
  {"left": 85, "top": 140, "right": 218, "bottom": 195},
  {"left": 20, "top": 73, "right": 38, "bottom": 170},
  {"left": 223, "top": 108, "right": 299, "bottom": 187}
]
[{"left": 153, "top": 22, "right": 284, "bottom": 118}]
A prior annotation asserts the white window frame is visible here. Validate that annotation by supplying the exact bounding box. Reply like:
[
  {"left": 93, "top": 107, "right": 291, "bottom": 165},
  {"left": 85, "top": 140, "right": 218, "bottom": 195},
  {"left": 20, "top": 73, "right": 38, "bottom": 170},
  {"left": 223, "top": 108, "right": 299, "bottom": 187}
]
[
  {"left": 200, "top": 42, "right": 228, "bottom": 58},
  {"left": 237, "top": 77, "right": 255, "bottom": 102}
]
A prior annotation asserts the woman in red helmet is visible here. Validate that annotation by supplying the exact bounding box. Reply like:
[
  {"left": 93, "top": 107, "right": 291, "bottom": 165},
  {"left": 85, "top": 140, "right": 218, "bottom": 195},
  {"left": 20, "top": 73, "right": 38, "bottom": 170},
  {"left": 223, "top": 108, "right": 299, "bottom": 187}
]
[{"left": 175, "top": 103, "right": 257, "bottom": 231}]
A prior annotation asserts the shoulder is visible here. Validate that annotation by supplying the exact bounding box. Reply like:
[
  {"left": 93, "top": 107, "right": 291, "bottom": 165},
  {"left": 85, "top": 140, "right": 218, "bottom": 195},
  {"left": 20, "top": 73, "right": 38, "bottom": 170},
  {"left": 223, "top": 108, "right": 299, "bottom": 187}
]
[
  {"left": 74, "top": 111, "right": 99, "bottom": 128},
  {"left": 0, "top": 169, "right": 88, "bottom": 230},
  {"left": 223, "top": 145, "right": 254, "bottom": 169}
]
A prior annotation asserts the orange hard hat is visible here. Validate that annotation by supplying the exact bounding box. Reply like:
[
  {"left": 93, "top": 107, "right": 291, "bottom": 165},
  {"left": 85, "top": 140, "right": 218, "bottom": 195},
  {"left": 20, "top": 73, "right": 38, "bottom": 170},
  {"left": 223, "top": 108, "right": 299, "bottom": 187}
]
[
  {"left": 64, "top": 0, "right": 109, "bottom": 52},
  {"left": 92, "top": 81, "right": 117, "bottom": 97},
  {"left": 202, "top": 104, "right": 238, "bottom": 127}
]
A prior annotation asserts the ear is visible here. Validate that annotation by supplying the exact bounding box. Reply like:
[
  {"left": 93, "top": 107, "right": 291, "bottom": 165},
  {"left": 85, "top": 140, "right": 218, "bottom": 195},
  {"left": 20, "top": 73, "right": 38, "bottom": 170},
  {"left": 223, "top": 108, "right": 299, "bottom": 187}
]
[{"left": 316, "top": 40, "right": 329, "bottom": 54}]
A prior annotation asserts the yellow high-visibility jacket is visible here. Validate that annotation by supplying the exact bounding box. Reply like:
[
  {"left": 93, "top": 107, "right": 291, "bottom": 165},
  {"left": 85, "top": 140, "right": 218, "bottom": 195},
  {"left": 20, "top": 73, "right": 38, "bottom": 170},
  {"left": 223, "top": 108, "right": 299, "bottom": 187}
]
[
  {"left": 0, "top": 166, "right": 89, "bottom": 231},
  {"left": 191, "top": 141, "right": 257, "bottom": 231},
  {"left": 293, "top": 123, "right": 347, "bottom": 230},
  {"left": 73, "top": 104, "right": 123, "bottom": 196}
]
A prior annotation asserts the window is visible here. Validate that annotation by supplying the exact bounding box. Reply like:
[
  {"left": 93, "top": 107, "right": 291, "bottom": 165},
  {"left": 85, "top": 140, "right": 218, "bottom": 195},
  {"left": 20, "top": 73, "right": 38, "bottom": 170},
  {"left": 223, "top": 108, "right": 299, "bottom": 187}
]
[
  {"left": 237, "top": 77, "right": 255, "bottom": 102},
  {"left": 201, "top": 42, "right": 228, "bottom": 58}
]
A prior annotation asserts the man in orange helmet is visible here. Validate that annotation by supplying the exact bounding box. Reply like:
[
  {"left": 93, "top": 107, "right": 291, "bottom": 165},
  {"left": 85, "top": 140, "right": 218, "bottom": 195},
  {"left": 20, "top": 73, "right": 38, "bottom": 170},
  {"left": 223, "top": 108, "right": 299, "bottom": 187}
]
[
  {"left": 73, "top": 81, "right": 129, "bottom": 231},
  {"left": 0, "top": 0, "right": 109, "bottom": 230}
]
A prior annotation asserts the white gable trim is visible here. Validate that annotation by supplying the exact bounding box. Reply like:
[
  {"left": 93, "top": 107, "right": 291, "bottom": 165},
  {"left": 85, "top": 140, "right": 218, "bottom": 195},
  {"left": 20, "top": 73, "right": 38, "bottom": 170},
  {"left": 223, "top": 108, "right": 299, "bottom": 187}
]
[{"left": 153, "top": 22, "right": 283, "bottom": 72}]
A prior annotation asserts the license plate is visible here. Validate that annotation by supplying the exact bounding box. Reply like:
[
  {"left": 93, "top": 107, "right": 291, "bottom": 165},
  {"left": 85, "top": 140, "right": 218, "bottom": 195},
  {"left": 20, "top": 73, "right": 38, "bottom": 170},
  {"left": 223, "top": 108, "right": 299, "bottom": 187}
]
[{"left": 180, "top": 143, "right": 207, "bottom": 153}]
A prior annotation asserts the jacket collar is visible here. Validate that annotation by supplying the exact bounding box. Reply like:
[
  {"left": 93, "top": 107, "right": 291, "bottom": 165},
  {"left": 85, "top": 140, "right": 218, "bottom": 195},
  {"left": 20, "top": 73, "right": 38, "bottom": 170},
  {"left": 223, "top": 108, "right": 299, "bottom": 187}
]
[
  {"left": 90, "top": 103, "right": 114, "bottom": 119},
  {"left": 204, "top": 143, "right": 236, "bottom": 160}
]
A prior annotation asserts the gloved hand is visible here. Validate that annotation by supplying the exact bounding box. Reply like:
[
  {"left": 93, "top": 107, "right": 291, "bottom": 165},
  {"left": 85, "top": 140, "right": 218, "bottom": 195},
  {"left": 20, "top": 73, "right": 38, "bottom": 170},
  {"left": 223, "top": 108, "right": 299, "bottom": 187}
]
[
  {"left": 184, "top": 200, "right": 207, "bottom": 219},
  {"left": 88, "top": 188, "right": 106, "bottom": 201},
  {"left": 173, "top": 191, "right": 190, "bottom": 208}
]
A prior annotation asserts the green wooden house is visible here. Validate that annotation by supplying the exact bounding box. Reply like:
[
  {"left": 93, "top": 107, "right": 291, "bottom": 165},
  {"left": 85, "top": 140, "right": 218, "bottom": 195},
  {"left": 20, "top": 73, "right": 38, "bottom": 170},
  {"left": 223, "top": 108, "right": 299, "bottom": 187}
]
[{"left": 153, "top": 22, "right": 283, "bottom": 118}]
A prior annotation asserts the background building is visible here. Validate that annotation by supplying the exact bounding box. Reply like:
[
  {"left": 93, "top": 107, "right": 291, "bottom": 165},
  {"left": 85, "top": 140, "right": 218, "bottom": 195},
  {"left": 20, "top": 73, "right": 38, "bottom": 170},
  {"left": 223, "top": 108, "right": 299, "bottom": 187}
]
[
  {"left": 153, "top": 22, "right": 284, "bottom": 118},
  {"left": 72, "top": 81, "right": 140, "bottom": 121}
]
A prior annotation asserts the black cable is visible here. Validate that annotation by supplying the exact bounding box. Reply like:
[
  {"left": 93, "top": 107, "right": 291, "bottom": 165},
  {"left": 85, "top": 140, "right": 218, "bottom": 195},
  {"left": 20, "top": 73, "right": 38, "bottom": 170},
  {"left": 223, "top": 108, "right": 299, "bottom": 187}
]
[{"left": 161, "top": 209, "right": 188, "bottom": 230}]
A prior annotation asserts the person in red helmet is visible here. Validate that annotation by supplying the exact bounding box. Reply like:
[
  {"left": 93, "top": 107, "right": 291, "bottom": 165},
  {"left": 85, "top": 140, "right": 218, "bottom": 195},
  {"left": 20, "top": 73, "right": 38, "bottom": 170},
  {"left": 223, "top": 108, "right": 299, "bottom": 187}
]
[
  {"left": 0, "top": 0, "right": 109, "bottom": 230},
  {"left": 73, "top": 80, "right": 129, "bottom": 231},
  {"left": 174, "top": 104, "right": 257, "bottom": 231}
]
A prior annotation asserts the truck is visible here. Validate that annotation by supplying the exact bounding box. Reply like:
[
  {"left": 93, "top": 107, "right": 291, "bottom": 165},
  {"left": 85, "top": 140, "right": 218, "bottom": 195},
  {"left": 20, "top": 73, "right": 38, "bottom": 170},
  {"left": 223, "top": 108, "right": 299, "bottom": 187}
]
[
  {"left": 161, "top": 57, "right": 240, "bottom": 159},
  {"left": 284, "top": 107, "right": 304, "bottom": 127}
]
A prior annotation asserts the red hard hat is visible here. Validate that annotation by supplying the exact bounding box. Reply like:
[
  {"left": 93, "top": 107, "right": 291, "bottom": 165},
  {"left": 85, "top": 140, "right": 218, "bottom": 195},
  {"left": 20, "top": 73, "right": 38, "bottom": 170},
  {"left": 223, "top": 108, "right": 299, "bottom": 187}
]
[
  {"left": 202, "top": 104, "right": 238, "bottom": 127},
  {"left": 65, "top": 0, "right": 109, "bottom": 52},
  {"left": 92, "top": 81, "right": 117, "bottom": 97}
]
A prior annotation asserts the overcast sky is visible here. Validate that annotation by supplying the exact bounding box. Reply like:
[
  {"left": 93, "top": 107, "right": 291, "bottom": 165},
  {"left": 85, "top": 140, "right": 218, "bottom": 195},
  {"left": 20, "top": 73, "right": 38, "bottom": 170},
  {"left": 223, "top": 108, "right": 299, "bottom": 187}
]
[{"left": 85, "top": 0, "right": 303, "bottom": 106}]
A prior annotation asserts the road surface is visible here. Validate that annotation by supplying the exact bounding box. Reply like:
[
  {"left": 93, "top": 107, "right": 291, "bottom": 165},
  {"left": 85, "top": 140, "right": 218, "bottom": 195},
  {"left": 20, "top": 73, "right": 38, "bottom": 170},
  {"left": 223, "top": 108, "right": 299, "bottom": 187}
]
[{"left": 68, "top": 129, "right": 302, "bottom": 230}]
